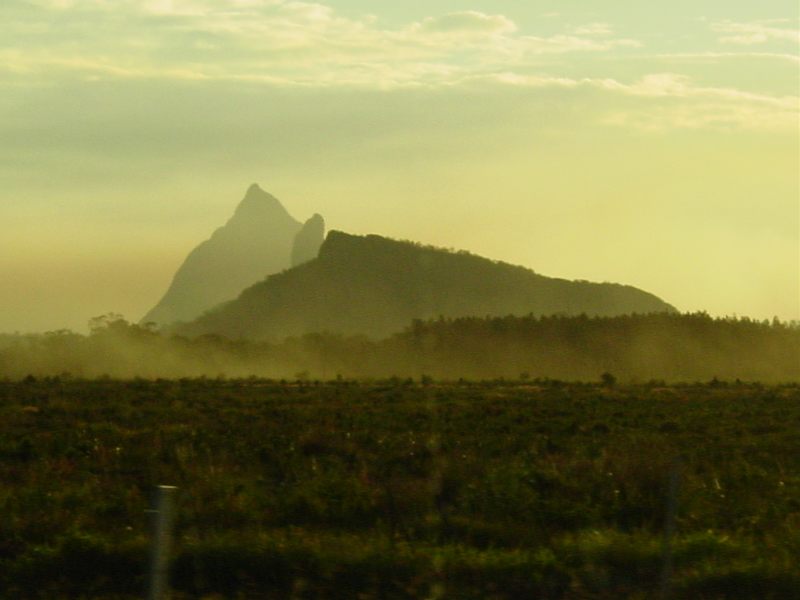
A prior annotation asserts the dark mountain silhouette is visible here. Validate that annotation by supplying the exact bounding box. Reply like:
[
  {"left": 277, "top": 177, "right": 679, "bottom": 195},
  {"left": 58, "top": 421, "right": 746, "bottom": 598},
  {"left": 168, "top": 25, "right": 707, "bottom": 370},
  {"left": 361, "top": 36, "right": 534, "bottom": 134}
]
[
  {"left": 291, "top": 214, "right": 325, "bottom": 267},
  {"left": 178, "top": 231, "right": 677, "bottom": 340},
  {"left": 142, "top": 184, "right": 323, "bottom": 326}
]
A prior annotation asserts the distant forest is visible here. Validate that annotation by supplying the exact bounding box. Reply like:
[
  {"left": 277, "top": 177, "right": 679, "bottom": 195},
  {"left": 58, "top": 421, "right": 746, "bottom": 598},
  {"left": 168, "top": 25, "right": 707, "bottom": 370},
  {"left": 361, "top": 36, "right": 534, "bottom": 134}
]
[{"left": 1, "top": 313, "right": 797, "bottom": 382}]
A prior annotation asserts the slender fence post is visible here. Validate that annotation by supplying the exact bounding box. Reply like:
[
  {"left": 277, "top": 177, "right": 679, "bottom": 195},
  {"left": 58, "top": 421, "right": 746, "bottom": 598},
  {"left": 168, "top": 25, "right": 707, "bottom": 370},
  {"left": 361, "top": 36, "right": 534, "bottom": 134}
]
[
  {"left": 658, "top": 459, "right": 681, "bottom": 600},
  {"left": 147, "top": 485, "right": 178, "bottom": 600}
]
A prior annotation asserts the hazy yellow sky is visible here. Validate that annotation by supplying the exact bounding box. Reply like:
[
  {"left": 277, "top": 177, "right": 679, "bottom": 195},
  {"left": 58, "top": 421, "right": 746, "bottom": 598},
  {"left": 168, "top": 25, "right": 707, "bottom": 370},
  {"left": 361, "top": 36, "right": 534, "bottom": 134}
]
[{"left": 1, "top": 0, "right": 798, "bottom": 332}]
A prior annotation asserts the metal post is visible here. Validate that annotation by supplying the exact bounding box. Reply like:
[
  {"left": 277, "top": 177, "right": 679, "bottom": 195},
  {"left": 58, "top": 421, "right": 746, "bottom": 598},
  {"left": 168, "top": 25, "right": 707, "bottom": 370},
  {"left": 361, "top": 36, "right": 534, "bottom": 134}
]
[
  {"left": 147, "top": 485, "right": 178, "bottom": 600},
  {"left": 658, "top": 460, "right": 681, "bottom": 600}
]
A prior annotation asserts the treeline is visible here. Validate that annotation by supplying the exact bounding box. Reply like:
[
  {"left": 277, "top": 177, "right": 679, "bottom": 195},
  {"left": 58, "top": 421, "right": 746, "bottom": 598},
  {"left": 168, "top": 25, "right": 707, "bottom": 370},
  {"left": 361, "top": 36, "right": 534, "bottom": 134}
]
[{"left": 0, "top": 312, "right": 797, "bottom": 382}]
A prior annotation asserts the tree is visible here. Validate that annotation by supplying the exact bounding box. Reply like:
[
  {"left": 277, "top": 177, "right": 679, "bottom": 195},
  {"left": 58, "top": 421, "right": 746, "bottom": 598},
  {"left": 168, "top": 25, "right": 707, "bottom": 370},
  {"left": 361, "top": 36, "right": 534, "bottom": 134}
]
[{"left": 601, "top": 372, "right": 617, "bottom": 388}]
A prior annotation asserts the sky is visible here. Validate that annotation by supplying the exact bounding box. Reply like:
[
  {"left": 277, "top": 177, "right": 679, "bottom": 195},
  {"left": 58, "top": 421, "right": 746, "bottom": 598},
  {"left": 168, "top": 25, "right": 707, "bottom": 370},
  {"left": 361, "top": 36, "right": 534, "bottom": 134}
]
[{"left": 0, "top": 0, "right": 798, "bottom": 333}]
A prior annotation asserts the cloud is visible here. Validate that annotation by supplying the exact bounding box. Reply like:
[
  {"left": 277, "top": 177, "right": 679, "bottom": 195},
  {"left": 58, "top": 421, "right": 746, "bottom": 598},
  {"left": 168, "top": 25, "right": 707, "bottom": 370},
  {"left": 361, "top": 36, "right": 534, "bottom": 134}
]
[
  {"left": 654, "top": 51, "right": 800, "bottom": 65},
  {"left": 0, "top": 1, "right": 795, "bottom": 133},
  {"left": 0, "top": 0, "right": 642, "bottom": 88},
  {"left": 712, "top": 20, "right": 800, "bottom": 45},
  {"left": 601, "top": 101, "right": 795, "bottom": 133},
  {"left": 478, "top": 72, "right": 797, "bottom": 133},
  {"left": 571, "top": 22, "right": 614, "bottom": 36},
  {"left": 516, "top": 34, "right": 641, "bottom": 54},
  {"left": 603, "top": 75, "right": 797, "bottom": 132},
  {"left": 415, "top": 11, "right": 517, "bottom": 36},
  {"left": 605, "top": 72, "right": 794, "bottom": 108}
]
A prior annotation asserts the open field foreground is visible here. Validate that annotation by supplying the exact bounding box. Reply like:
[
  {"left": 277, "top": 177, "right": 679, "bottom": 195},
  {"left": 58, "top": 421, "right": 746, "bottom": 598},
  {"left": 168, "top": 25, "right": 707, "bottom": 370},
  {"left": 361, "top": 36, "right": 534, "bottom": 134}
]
[{"left": 1, "top": 379, "right": 799, "bottom": 599}]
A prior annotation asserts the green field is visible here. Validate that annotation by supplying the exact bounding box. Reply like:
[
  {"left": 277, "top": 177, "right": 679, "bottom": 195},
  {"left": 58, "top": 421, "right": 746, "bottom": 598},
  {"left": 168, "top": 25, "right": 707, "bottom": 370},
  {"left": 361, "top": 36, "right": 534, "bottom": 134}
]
[{"left": 1, "top": 379, "right": 799, "bottom": 599}]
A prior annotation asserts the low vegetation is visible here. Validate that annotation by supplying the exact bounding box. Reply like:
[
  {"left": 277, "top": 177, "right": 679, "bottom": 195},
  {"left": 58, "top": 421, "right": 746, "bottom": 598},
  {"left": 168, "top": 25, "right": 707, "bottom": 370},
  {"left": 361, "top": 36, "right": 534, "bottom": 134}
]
[{"left": 1, "top": 378, "right": 798, "bottom": 598}]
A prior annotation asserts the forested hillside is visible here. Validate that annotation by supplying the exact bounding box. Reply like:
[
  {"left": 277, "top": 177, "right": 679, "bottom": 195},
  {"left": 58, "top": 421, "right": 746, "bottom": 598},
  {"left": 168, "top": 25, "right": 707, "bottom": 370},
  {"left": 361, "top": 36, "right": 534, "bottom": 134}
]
[{"left": 180, "top": 231, "right": 676, "bottom": 340}]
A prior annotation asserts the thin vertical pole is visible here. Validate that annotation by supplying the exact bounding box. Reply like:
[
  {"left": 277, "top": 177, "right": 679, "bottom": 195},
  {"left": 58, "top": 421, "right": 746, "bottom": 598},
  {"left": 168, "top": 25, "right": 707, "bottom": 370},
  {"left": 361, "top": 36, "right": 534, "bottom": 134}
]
[
  {"left": 658, "top": 460, "right": 681, "bottom": 600},
  {"left": 147, "top": 485, "right": 178, "bottom": 600}
]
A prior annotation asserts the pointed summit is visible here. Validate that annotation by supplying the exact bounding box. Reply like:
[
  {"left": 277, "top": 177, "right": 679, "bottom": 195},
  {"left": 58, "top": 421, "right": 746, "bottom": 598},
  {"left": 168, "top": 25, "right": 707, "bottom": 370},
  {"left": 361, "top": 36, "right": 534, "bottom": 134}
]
[
  {"left": 291, "top": 213, "right": 326, "bottom": 267},
  {"left": 142, "top": 185, "right": 324, "bottom": 326},
  {"left": 231, "top": 183, "right": 294, "bottom": 224},
  {"left": 240, "top": 183, "right": 272, "bottom": 204}
]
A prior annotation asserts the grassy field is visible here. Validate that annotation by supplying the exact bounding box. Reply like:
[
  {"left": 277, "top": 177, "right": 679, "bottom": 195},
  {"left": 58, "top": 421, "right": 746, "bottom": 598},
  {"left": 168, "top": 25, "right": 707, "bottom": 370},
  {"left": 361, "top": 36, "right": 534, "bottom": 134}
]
[{"left": 1, "top": 378, "right": 798, "bottom": 599}]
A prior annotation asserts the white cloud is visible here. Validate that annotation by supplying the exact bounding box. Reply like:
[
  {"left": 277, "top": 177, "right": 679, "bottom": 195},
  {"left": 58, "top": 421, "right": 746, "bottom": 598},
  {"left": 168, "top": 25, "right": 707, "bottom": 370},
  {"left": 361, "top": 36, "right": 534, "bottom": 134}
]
[
  {"left": 517, "top": 34, "right": 641, "bottom": 55},
  {"left": 0, "top": 0, "right": 642, "bottom": 88},
  {"left": 605, "top": 72, "right": 796, "bottom": 109},
  {"left": 654, "top": 51, "right": 800, "bottom": 65},
  {"left": 571, "top": 22, "right": 613, "bottom": 36},
  {"left": 606, "top": 76, "right": 798, "bottom": 132},
  {"left": 481, "top": 72, "right": 798, "bottom": 132},
  {"left": 712, "top": 20, "right": 800, "bottom": 45},
  {"left": 601, "top": 102, "right": 795, "bottom": 133},
  {"left": 415, "top": 11, "right": 517, "bottom": 36}
]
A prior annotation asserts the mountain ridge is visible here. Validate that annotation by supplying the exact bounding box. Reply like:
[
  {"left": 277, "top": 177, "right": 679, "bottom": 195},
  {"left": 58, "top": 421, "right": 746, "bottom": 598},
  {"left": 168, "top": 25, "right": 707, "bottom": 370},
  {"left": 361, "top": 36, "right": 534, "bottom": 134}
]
[{"left": 178, "top": 230, "right": 677, "bottom": 340}]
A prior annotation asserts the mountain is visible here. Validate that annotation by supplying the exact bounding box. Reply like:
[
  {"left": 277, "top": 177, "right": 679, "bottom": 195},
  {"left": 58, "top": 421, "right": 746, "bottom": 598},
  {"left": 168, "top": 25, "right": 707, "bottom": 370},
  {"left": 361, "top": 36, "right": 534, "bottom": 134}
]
[
  {"left": 142, "top": 184, "right": 324, "bottom": 326},
  {"left": 291, "top": 214, "right": 325, "bottom": 267},
  {"left": 178, "top": 231, "right": 677, "bottom": 340}
]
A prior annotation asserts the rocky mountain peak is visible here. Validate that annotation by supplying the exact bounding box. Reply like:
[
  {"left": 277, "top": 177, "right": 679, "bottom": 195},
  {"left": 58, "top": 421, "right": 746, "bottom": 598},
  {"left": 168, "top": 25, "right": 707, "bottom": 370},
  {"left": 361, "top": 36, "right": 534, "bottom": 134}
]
[
  {"left": 231, "top": 183, "right": 293, "bottom": 224},
  {"left": 142, "top": 184, "right": 323, "bottom": 326},
  {"left": 291, "top": 213, "right": 326, "bottom": 267}
]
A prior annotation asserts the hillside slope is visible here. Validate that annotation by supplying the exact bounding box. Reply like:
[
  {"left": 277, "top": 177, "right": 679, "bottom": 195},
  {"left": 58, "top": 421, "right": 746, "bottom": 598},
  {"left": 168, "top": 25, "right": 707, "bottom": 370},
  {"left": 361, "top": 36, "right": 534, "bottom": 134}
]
[{"left": 180, "top": 231, "right": 676, "bottom": 340}]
